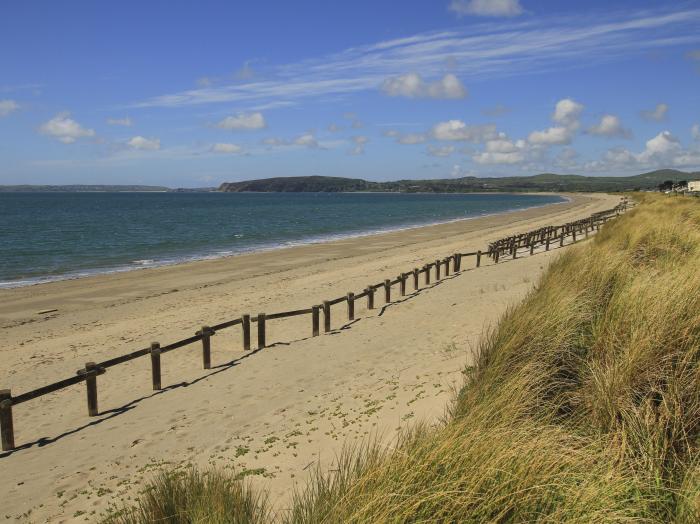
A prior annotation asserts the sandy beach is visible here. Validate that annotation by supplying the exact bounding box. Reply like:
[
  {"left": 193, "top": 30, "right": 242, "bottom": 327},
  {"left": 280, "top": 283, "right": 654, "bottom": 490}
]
[{"left": 0, "top": 192, "right": 619, "bottom": 522}]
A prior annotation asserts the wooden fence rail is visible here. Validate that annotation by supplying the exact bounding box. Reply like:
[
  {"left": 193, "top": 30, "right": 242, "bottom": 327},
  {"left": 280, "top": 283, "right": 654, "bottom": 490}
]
[{"left": 0, "top": 200, "right": 629, "bottom": 452}]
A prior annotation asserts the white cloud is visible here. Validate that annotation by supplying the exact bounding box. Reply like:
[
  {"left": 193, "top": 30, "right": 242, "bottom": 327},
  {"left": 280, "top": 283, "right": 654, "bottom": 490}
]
[
  {"left": 211, "top": 143, "right": 244, "bottom": 154},
  {"left": 590, "top": 130, "right": 700, "bottom": 170},
  {"left": 603, "top": 148, "right": 637, "bottom": 166},
  {"left": 39, "top": 112, "right": 95, "bottom": 144},
  {"left": 427, "top": 145, "right": 455, "bottom": 157},
  {"left": 261, "top": 133, "right": 342, "bottom": 150},
  {"left": 217, "top": 112, "right": 266, "bottom": 130},
  {"left": 641, "top": 103, "right": 668, "bottom": 121},
  {"left": 127, "top": 136, "right": 161, "bottom": 150},
  {"left": 262, "top": 137, "right": 286, "bottom": 146},
  {"left": 527, "top": 98, "right": 582, "bottom": 146},
  {"left": 328, "top": 123, "right": 342, "bottom": 132},
  {"left": 692, "top": 124, "right": 700, "bottom": 141},
  {"left": 528, "top": 126, "right": 572, "bottom": 145},
  {"left": 381, "top": 73, "right": 467, "bottom": 99},
  {"left": 0, "top": 99, "right": 19, "bottom": 117},
  {"left": 432, "top": 120, "right": 497, "bottom": 142},
  {"left": 473, "top": 135, "right": 527, "bottom": 164},
  {"left": 398, "top": 133, "right": 428, "bottom": 144},
  {"left": 672, "top": 151, "right": 700, "bottom": 166},
  {"left": 587, "top": 114, "right": 631, "bottom": 138},
  {"left": 107, "top": 117, "right": 132, "bottom": 127},
  {"left": 552, "top": 98, "right": 584, "bottom": 129},
  {"left": 349, "top": 135, "right": 369, "bottom": 155},
  {"left": 197, "top": 77, "right": 213, "bottom": 87},
  {"left": 294, "top": 133, "right": 319, "bottom": 148},
  {"left": 637, "top": 130, "right": 680, "bottom": 163},
  {"left": 448, "top": 0, "right": 523, "bottom": 17}
]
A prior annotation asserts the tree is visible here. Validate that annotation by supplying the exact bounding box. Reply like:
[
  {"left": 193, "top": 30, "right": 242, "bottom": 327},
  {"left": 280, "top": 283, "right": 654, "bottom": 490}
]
[{"left": 658, "top": 180, "right": 674, "bottom": 191}]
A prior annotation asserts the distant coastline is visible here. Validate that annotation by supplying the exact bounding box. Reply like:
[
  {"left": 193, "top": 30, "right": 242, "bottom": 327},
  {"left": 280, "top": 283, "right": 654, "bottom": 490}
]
[
  {"left": 1, "top": 168, "right": 697, "bottom": 194},
  {"left": 0, "top": 185, "right": 215, "bottom": 193}
]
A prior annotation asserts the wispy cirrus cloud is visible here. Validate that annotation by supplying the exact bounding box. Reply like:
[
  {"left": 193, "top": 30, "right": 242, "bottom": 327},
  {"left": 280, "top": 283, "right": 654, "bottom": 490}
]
[{"left": 131, "top": 6, "right": 700, "bottom": 110}]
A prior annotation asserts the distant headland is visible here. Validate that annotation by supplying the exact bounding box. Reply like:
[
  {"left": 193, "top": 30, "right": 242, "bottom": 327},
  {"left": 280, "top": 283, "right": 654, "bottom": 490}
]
[{"left": 218, "top": 169, "right": 698, "bottom": 194}]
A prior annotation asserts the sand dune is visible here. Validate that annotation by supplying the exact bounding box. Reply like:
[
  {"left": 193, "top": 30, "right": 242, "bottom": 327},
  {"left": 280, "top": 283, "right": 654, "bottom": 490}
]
[{"left": 0, "top": 193, "right": 620, "bottom": 522}]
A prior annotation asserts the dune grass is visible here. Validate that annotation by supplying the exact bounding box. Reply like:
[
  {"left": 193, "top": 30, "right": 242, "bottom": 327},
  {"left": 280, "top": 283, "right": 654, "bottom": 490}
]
[
  {"left": 102, "top": 468, "right": 271, "bottom": 524},
  {"left": 104, "top": 194, "right": 700, "bottom": 523}
]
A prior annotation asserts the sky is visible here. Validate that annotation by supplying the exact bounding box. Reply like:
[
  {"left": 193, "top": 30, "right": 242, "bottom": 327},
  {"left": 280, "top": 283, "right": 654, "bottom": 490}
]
[{"left": 1, "top": 0, "right": 700, "bottom": 187}]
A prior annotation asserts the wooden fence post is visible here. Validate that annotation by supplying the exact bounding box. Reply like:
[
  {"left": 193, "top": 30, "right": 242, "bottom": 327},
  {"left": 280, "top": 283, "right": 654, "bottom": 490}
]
[
  {"left": 399, "top": 274, "right": 406, "bottom": 296},
  {"left": 476, "top": 250, "right": 482, "bottom": 267},
  {"left": 413, "top": 268, "right": 419, "bottom": 290},
  {"left": 494, "top": 250, "right": 500, "bottom": 263},
  {"left": 347, "top": 292, "right": 355, "bottom": 321},
  {"left": 444, "top": 258, "right": 450, "bottom": 276},
  {"left": 0, "top": 389, "right": 14, "bottom": 451},
  {"left": 560, "top": 232, "right": 565, "bottom": 247},
  {"left": 200, "top": 325, "right": 212, "bottom": 370},
  {"left": 545, "top": 237, "right": 550, "bottom": 251},
  {"left": 323, "top": 301, "right": 331, "bottom": 332},
  {"left": 572, "top": 230, "right": 577, "bottom": 243},
  {"left": 84, "top": 362, "right": 99, "bottom": 417},
  {"left": 150, "top": 342, "right": 161, "bottom": 390},
  {"left": 454, "top": 254, "right": 461, "bottom": 272},
  {"left": 425, "top": 265, "right": 431, "bottom": 285},
  {"left": 242, "top": 314, "right": 251, "bottom": 351},
  {"left": 312, "top": 305, "right": 320, "bottom": 336},
  {"left": 435, "top": 259, "right": 441, "bottom": 280},
  {"left": 366, "top": 287, "right": 375, "bottom": 309},
  {"left": 384, "top": 279, "right": 391, "bottom": 303},
  {"left": 530, "top": 242, "right": 535, "bottom": 256},
  {"left": 257, "top": 313, "right": 266, "bottom": 349}
]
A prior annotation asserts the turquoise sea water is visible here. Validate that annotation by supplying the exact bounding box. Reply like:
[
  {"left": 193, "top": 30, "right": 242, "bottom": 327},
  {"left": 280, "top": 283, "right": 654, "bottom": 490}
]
[{"left": 0, "top": 192, "right": 566, "bottom": 287}]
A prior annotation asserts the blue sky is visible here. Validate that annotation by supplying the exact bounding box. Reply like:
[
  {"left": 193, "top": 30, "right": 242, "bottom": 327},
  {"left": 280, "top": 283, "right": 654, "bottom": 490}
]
[{"left": 1, "top": 0, "right": 700, "bottom": 187}]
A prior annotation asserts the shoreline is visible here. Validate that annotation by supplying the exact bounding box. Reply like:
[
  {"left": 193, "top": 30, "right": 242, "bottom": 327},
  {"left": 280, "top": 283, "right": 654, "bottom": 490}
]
[{"left": 0, "top": 193, "right": 569, "bottom": 290}]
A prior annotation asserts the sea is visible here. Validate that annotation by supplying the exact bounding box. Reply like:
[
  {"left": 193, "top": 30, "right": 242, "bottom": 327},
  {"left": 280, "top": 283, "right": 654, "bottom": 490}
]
[{"left": 0, "top": 192, "right": 566, "bottom": 288}]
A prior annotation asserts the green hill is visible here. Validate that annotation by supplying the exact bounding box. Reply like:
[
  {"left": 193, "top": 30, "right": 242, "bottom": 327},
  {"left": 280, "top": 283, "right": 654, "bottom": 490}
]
[{"left": 219, "top": 169, "right": 697, "bottom": 193}]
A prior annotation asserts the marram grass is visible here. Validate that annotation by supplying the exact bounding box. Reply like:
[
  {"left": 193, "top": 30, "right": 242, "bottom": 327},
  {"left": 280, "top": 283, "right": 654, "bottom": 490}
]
[{"left": 104, "top": 194, "right": 700, "bottom": 523}]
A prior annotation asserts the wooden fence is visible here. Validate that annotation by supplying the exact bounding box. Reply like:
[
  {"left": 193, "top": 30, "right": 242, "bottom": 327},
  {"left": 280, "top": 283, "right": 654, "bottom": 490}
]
[{"left": 0, "top": 200, "right": 629, "bottom": 452}]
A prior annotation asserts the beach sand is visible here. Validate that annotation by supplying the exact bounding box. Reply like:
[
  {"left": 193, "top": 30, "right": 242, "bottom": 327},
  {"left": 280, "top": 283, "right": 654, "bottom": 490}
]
[{"left": 0, "top": 192, "right": 620, "bottom": 522}]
